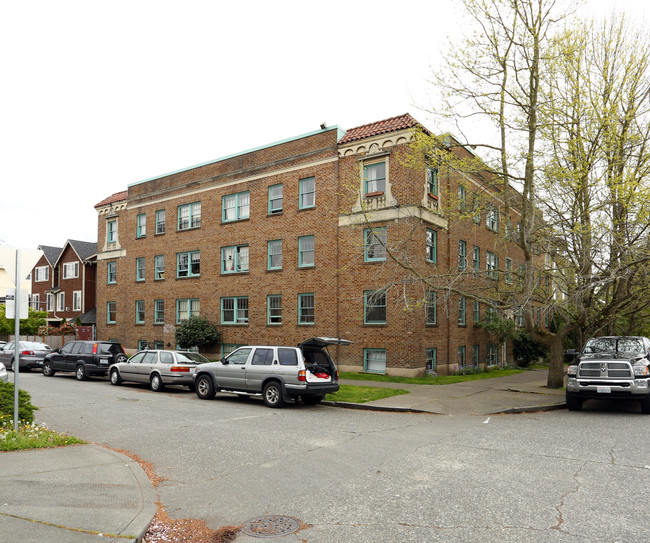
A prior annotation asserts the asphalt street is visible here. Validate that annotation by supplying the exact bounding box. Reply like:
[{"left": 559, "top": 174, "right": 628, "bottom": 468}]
[{"left": 14, "top": 372, "right": 650, "bottom": 542}]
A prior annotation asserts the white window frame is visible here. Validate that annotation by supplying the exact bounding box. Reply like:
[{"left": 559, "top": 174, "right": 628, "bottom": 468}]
[
  {"left": 62, "top": 261, "right": 79, "bottom": 279},
  {"left": 72, "top": 290, "right": 82, "bottom": 312},
  {"left": 56, "top": 292, "right": 65, "bottom": 312},
  {"left": 35, "top": 266, "right": 50, "bottom": 282}
]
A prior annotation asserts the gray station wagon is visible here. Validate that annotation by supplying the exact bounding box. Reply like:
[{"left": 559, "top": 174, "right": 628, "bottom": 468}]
[{"left": 193, "top": 337, "right": 350, "bottom": 407}]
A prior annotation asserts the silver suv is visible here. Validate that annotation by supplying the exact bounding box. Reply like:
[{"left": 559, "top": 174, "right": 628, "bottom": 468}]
[{"left": 193, "top": 337, "right": 350, "bottom": 407}]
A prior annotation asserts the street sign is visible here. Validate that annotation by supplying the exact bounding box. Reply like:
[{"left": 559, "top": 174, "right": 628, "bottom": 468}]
[{"left": 5, "top": 288, "right": 29, "bottom": 319}]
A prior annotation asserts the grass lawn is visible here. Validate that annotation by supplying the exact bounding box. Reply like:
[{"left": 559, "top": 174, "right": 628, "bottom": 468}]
[
  {"left": 0, "top": 419, "right": 85, "bottom": 452},
  {"left": 326, "top": 384, "right": 409, "bottom": 403},
  {"left": 340, "top": 367, "right": 524, "bottom": 385}
]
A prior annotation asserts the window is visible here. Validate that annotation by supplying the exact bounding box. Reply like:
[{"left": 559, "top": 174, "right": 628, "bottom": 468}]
[
  {"left": 178, "top": 202, "right": 201, "bottom": 230},
  {"left": 298, "top": 293, "right": 314, "bottom": 324},
  {"left": 267, "top": 240, "right": 282, "bottom": 270},
  {"left": 35, "top": 266, "right": 49, "bottom": 282},
  {"left": 107, "top": 219, "right": 117, "bottom": 243},
  {"left": 62, "top": 262, "right": 79, "bottom": 279},
  {"left": 268, "top": 184, "right": 283, "bottom": 214},
  {"left": 221, "top": 344, "right": 245, "bottom": 357},
  {"left": 458, "top": 345, "right": 466, "bottom": 366},
  {"left": 486, "top": 205, "right": 499, "bottom": 232},
  {"left": 278, "top": 348, "right": 298, "bottom": 365},
  {"left": 222, "top": 245, "right": 249, "bottom": 273},
  {"left": 458, "top": 240, "right": 467, "bottom": 270},
  {"left": 267, "top": 295, "right": 282, "bottom": 324},
  {"left": 458, "top": 184, "right": 466, "bottom": 211},
  {"left": 73, "top": 291, "right": 81, "bottom": 312},
  {"left": 473, "top": 246, "right": 480, "bottom": 271},
  {"left": 138, "top": 340, "right": 148, "bottom": 350},
  {"left": 299, "top": 177, "right": 315, "bottom": 209},
  {"left": 426, "top": 348, "right": 437, "bottom": 372},
  {"left": 177, "top": 251, "right": 200, "bottom": 278},
  {"left": 252, "top": 348, "right": 274, "bottom": 366},
  {"left": 222, "top": 191, "right": 250, "bottom": 222},
  {"left": 364, "top": 162, "right": 386, "bottom": 194},
  {"left": 136, "top": 214, "right": 146, "bottom": 238},
  {"left": 107, "top": 301, "right": 116, "bottom": 324},
  {"left": 364, "top": 227, "right": 386, "bottom": 261},
  {"left": 364, "top": 348, "right": 386, "bottom": 373},
  {"left": 427, "top": 167, "right": 438, "bottom": 197},
  {"left": 364, "top": 290, "right": 387, "bottom": 324},
  {"left": 107, "top": 261, "right": 117, "bottom": 284},
  {"left": 425, "top": 291, "right": 437, "bottom": 325},
  {"left": 472, "top": 195, "right": 481, "bottom": 223},
  {"left": 487, "top": 251, "right": 499, "bottom": 279},
  {"left": 31, "top": 293, "right": 40, "bottom": 311},
  {"left": 473, "top": 345, "right": 480, "bottom": 366},
  {"left": 155, "top": 210, "right": 166, "bottom": 234},
  {"left": 298, "top": 235, "right": 315, "bottom": 267},
  {"left": 487, "top": 344, "right": 498, "bottom": 365},
  {"left": 221, "top": 297, "right": 249, "bottom": 324},
  {"left": 176, "top": 299, "right": 200, "bottom": 323},
  {"left": 473, "top": 300, "right": 480, "bottom": 323},
  {"left": 136, "top": 257, "right": 146, "bottom": 281},
  {"left": 57, "top": 292, "right": 65, "bottom": 312},
  {"left": 487, "top": 304, "right": 498, "bottom": 323},
  {"left": 426, "top": 229, "right": 437, "bottom": 263},
  {"left": 135, "top": 300, "right": 145, "bottom": 324},
  {"left": 505, "top": 258, "right": 513, "bottom": 284},
  {"left": 154, "top": 341, "right": 164, "bottom": 350},
  {"left": 154, "top": 300, "right": 164, "bottom": 324},
  {"left": 458, "top": 296, "right": 466, "bottom": 325},
  {"left": 46, "top": 293, "right": 54, "bottom": 312},
  {"left": 154, "top": 255, "right": 165, "bottom": 280}
]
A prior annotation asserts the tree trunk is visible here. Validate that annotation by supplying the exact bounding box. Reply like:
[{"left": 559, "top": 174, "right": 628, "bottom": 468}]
[{"left": 546, "top": 337, "right": 565, "bottom": 389}]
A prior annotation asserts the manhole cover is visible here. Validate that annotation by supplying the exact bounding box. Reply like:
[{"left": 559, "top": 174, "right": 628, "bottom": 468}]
[{"left": 241, "top": 515, "right": 301, "bottom": 538}]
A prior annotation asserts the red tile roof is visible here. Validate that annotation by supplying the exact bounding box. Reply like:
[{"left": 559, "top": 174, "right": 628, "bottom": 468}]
[
  {"left": 338, "top": 113, "right": 421, "bottom": 144},
  {"left": 94, "top": 190, "right": 128, "bottom": 208}
]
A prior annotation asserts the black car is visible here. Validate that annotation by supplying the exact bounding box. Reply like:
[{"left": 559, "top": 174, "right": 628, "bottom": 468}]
[{"left": 43, "top": 341, "right": 127, "bottom": 381}]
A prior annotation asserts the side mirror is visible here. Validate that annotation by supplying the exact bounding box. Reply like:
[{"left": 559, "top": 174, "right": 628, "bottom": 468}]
[
  {"left": 564, "top": 349, "right": 578, "bottom": 363},
  {"left": 221, "top": 358, "right": 228, "bottom": 365}
]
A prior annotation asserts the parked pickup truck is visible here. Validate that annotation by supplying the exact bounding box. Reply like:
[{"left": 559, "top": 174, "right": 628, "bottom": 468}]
[
  {"left": 193, "top": 337, "right": 350, "bottom": 408},
  {"left": 565, "top": 336, "right": 650, "bottom": 413}
]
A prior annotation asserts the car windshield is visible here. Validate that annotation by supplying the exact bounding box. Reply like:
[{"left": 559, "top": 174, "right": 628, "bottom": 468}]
[
  {"left": 583, "top": 337, "right": 644, "bottom": 355},
  {"left": 176, "top": 352, "right": 209, "bottom": 364}
]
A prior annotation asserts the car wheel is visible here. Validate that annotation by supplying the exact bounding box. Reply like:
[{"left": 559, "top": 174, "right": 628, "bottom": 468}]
[
  {"left": 196, "top": 375, "right": 215, "bottom": 400},
  {"left": 42, "top": 361, "right": 55, "bottom": 377},
  {"left": 110, "top": 369, "right": 122, "bottom": 386},
  {"left": 263, "top": 381, "right": 285, "bottom": 408},
  {"left": 9, "top": 359, "right": 14, "bottom": 372},
  {"left": 75, "top": 365, "right": 87, "bottom": 381},
  {"left": 640, "top": 397, "right": 650, "bottom": 414},
  {"left": 302, "top": 395, "right": 324, "bottom": 405},
  {"left": 150, "top": 374, "right": 164, "bottom": 392},
  {"left": 566, "top": 394, "right": 582, "bottom": 411},
  {"left": 115, "top": 354, "right": 127, "bottom": 364}
]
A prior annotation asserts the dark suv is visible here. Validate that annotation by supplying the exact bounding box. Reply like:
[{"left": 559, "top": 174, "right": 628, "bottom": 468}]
[{"left": 43, "top": 341, "right": 127, "bottom": 381}]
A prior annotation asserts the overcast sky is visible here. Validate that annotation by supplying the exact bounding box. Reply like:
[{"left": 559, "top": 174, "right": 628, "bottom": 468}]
[{"left": 1, "top": 0, "right": 646, "bottom": 251}]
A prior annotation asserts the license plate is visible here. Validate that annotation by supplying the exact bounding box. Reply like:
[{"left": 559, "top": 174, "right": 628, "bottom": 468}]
[
  {"left": 597, "top": 386, "right": 611, "bottom": 393},
  {"left": 99, "top": 358, "right": 109, "bottom": 365}
]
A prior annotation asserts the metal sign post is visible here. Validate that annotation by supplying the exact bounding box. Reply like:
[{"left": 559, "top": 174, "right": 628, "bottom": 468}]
[{"left": 13, "top": 250, "right": 21, "bottom": 432}]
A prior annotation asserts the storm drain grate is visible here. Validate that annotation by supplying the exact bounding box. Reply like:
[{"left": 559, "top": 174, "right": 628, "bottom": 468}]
[{"left": 241, "top": 515, "right": 301, "bottom": 538}]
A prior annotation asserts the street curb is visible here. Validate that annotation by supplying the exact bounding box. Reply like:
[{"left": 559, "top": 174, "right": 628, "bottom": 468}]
[
  {"left": 491, "top": 402, "right": 567, "bottom": 415},
  {"left": 322, "top": 400, "right": 436, "bottom": 414}
]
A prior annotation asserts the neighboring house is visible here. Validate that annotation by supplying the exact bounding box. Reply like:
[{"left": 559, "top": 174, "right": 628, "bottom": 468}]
[
  {"left": 31, "top": 241, "right": 97, "bottom": 325},
  {"left": 94, "top": 114, "right": 550, "bottom": 375}
]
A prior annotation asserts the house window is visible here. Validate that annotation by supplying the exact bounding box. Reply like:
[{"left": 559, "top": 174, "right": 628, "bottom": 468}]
[
  {"left": 458, "top": 184, "right": 466, "bottom": 211},
  {"left": 154, "top": 300, "right": 164, "bottom": 324},
  {"left": 458, "top": 296, "right": 466, "bottom": 325},
  {"left": 221, "top": 297, "right": 249, "bottom": 324},
  {"left": 426, "top": 348, "right": 437, "bottom": 372},
  {"left": 458, "top": 240, "right": 467, "bottom": 270},
  {"left": 107, "top": 301, "right": 117, "bottom": 323},
  {"left": 473, "top": 345, "right": 480, "bottom": 366},
  {"left": 176, "top": 298, "right": 200, "bottom": 323},
  {"left": 505, "top": 258, "right": 513, "bottom": 284},
  {"left": 222, "top": 245, "right": 249, "bottom": 273},
  {"left": 298, "top": 293, "right": 314, "bottom": 324},
  {"left": 268, "top": 184, "right": 283, "bottom": 214},
  {"left": 364, "top": 290, "right": 387, "bottom": 324},
  {"left": 364, "top": 227, "right": 387, "bottom": 261},
  {"left": 177, "top": 251, "right": 200, "bottom": 278},
  {"left": 364, "top": 162, "right": 386, "bottom": 195},
  {"left": 136, "top": 257, "right": 146, "bottom": 281},
  {"left": 267, "top": 294, "right": 282, "bottom": 324},
  {"left": 473, "top": 246, "right": 480, "bottom": 271},
  {"left": 31, "top": 293, "right": 40, "bottom": 311},
  {"left": 57, "top": 292, "right": 65, "bottom": 312},
  {"left": 298, "top": 235, "right": 315, "bottom": 267},
  {"left": 487, "top": 344, "right": 498, "bottom": 365},
  {"left": 426, "top": 229, "right": 437, "bottom": 263},
  {"left": 62, "top": 262, "right": 79, "bottom": 279},
  {"left": 472, "top": 195, "right": 481, "bottom": 223},
  {"left": 135, "top": 300, "right": 145, "bottom": 324},
  {"left": 458, "top": 345, "right": 466, "bottom": 366},
  {"left": 46, "top": 293, "right": 54, "bottom": 312},
  {"left": 154, "top": 255, "right": 165, "bottom": 280},
  {"left": 487, "top": 251, "right": 499, "bottom": 279},
  {"left": 107, "top": 219, "right": 117, "bottom": 243},
  {"left": 178, "top": 202, "right": 201, "bottom": 230},
  {"left": 426, "top": 291, "right": 437, "bottom": 325},
  {"left": 73, "top": 291, "right": 81, "bottom": 312},
  {"left": 222, "top": 191, "right": 250, "bottom": 222},
  {"left": 107, "top": 261, "right": 117, "bottom": 284},
  {"left": 486, "top": 205, "right": 499, "bottom": 232},
  {"left": 35, "top": 266, "right": 49, "bottom": 282},
  {"left": 153, "top": 340, "right": 164, "bottom": 350},
  {"left": 473, "top": 300, "right": 480, "bottom": 323},
  {"left": 136, "top": 214, "right": 146, "bottom": 238},
  {"left": 155, "top": 210, "right": 166, "bottom": 234},
  {"left": 427, "top": 167, "right": 438, "bottom": 197},
  {"left": 136, "top": 340, "right": 148, "bottom": 350},
  {"left": 299, "top": 177, "right": 315, "bottom": 209},
  {"left": 364, "top": 348, "right": 386, "bottom": 373},
  {"left": 487, "top": 304, "right": 498, "bottom": 323},
  {"left": 267, "top": 240, "right": 282, "bottom": 270}
]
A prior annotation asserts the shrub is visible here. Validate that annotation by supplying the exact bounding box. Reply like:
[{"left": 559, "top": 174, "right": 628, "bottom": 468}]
[
  {"left": 0, "top": 381, "right": 37, "bottom": 424},
  {"left": 175, "top": 316, "right": 221, "bottom": 350}
]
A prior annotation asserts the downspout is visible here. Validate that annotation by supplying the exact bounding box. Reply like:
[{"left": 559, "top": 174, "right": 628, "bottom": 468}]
[{"left": 446, "top": 167, "right": 452, "bottom": 372}]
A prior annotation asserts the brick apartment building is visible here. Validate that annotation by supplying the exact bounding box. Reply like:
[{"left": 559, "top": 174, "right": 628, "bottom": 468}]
[
  {"left": 31, "top": 240, "right": 97, "bottom": 325},
  {"left": 94, "top": 114, "right": 549, "bottom": 375}
]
